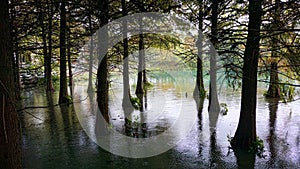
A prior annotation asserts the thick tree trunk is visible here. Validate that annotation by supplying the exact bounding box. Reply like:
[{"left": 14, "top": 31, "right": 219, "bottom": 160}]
[
  {"left": 0, "top": 0, "right": 22, "bottom": 168},
  {"left": 194, "top": 0, "right": 205, "bottom": 99},
  {"left": 59, "top": 0, "right": 69, "bottom": 104},
  {"left": 208, "top": 0, "right": 220, "bottom": 113},
  {"left": 231, "top": 0, "right": 262, "bottom": 150},
  {"left": 10, "top": 0, "right": 21, "bottom": 99},
  {"left": 97, "top": 0, "right": 109, "bottom": 123}
]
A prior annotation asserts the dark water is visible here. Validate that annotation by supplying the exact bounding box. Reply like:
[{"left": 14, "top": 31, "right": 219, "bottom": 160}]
[{"left": 21, "top": 74, "right": 300, "bottom": 169}]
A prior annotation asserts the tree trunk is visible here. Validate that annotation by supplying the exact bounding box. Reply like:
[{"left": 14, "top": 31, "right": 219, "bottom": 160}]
[
  {"left": 59, "top": 0, "right": 69, "bottom": 104},
  {"left": 135, "top": 15, "right": 145, "bottom": 111},
  {"left": 135, "top": 33, "right": 144, "bottom": 96},
  {"left": 10, "top": 0, "right": 21, "bottom": 100},
  {"left": 194, "top": 0, "right": 205, "bottom": 98},
  {"left": 121, "top": 0, "right": 133, "bottom": 123},
  {"left": 67, "top": 21, "right": 73, "bottom": 87},
  {"left": 266, "top": 0, "right": 281, "bottom": 98},
  {"left": 12, "top": 41, "right": 21, "bottom": 99},
  {"left": 208, "top": 0, "right": 220, "bottom": 113},
  {"left": 87, "top": 1, "right": 94, "bottom": 93},
  {"left": 87, "top": 35, "right": 94, "bottom": 93},
  {"left": 231, "top": 0, "right": 262, "bottom": 150},
  {"left": 266, "top": 61, "right": 280, "bottom": 98},
  {"left": 38, "top": 7, "right": 48, "bottom": 83},
  {"left": 36, "top": 0, "right": 52, "bottom": 92},
  {"left": 0, "top": 0, "right": 22, "bottom": 167},
  {"left": 194, "top": 97, "right": 205, "bottom": 131},
  {"left": 45, "top": 0, "right": 54, "bottom": 92},
  {"left": 97, "top": 0, "right": 109, "bottom": 123}
]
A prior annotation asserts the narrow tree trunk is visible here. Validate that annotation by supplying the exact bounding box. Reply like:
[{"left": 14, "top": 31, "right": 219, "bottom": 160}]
[
  {"left": 194, "top": 0, "right": 205, "bottom": 98},
  {"left": 135, "top": 15, "right": 144, "bottom": 111},
  {"left": 37, "top": 0, "right": 53, "bottom": 92},
  {"left": 40, "top": 14, "right": 48, "bottom": 82},
  {"left": 135, "top": 33, "right": 144, "bottom": 96},
  {"left": 59, "top": 0, "right": 69, "bottom": 104},
  {"left": 266, "top": 61, "right": 280, "bottom": 98},
  {"left": 0, "top": 0, "right": 22, "bottom": 167},
  {"left": 143, "top": 65, "right": 147, "bottom": 84},
  {"left": 266, "top": 0, "right": 281, "bottom": 98},
  {"left": 87, "top": 1, "right": 94, "bottom": 93},
  {"left": 97, "top": 0, "right": 109, "bottom": 123},
  {"left": 87, "top": 35, "right": 94, "bottom": 93},
  {"left": 121, "top": 0, "right": 133, "bottom": 123},
  {"left": 45, "top": 0, "right": 54, "bottom": 92},
  {"left": 67, "top": 20, "right": 73, "bottom": 87},
  {"left": 268, "top": 98, "right": 279, "bottom": 159},
  {"left": 231, "top": 0, "right": 262, "bottom": 150},
  {"left": 208, "top": 0, "right": 220, "bottom": 113},
  {"left": 194, "top": 97, "right": 205, "bottom": 131},
  {"left": 139, "top": 2, "right": 147, "bottom": 85}
]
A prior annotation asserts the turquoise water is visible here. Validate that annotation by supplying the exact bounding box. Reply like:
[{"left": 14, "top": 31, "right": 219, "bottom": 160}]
[{"left": 21, "top": 71, "right": 300, "bottom": 168}]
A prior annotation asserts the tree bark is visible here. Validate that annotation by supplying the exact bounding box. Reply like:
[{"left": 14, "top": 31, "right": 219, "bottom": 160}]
[
  {"left": 135, "top": 15, "right": 145, "bottom": 112},
  {"left": 87, "top": 0, "right": 94, "bottom": 93},
  {"left": 231, "top": 0, "right": 262, "bottom": 150},
  {"left": 0, "top": 0, "right": 22, "bottom": 168},
  {"left": 266, "top": 0, "right": 281, "bottom": 98},
  {"left": 45, "top": 0, "right": 54, "bottom": 92},
  {"left": 266, "top": 61, "right": 280, "bottom": 98},
  {"left": 135, "top": 33, "right": 144, "bottom": 96},
  {"left": 59, "top": 0, "right": 69, "bottom": 104},
  {"left": 37, "top": 1, "right": 48, "bottom": 88},
  {"left": 121, "top": 0, "right": 134, "bottom": 123},
  {"left": 10, "top": 2, "right": 21, "bottom": 99},
  {"left": 208, "top": 0, "right": 220, "bottom": 113},
  {"left": 194, "top": 0, "right": 205, "bottom": 98},
  {"left": 67, "top": 18, "right": 73, "bottom": 87},
  {"left": 97, "top": 0, "right": 109, "bottom": 123}
]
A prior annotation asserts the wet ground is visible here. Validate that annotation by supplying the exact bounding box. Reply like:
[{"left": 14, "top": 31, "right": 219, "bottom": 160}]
[{"left": 21, "top": 73, "right": 300, "bottom": 169}]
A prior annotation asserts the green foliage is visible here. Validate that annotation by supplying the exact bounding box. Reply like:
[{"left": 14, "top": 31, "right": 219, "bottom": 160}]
[
  {"left": 280, "top": 84, "right": 295, "bottom": 102},
  {"left": 249, "top": 136, "right": 264, "bottom": 157},
  {"left": 227, "top": 134, "right": 233, "bottom": 143},
  {"left": 287, "top": 86, "right": 295, "bottom": 100},
  {"left": 227, "top": 135, "right": 265, "bottom": 157},
  {"left": 220, "top": 103, "right": 228, "bottom": 115},
  {"left": 263, "top": 90, "right": 268, "bottom": 97},
  {"left": 52, "top": 75, "right": 59, "bottom": 84},
  {"left": 130, "top": 96, "right": 142, "bottom": 110},
  {"left": 65, "top": 95, "right": 73, "bottom": 104},
  {"left": 198, "top": 88, "right": 206, "bottom": 98},
  {"left": 143, "top": 81, "right": 154, "bottom": 91},
  {"left": 132, "top": 116, "right": 140, "bottom": 129}
]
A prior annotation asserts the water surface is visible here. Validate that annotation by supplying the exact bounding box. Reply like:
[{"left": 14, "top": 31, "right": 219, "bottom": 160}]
[{"left": 21, "top": 72, "right": 300, "bottom": 168}]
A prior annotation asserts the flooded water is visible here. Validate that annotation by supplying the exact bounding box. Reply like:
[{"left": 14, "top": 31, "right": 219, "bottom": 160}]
[{"left": 21, "top": 71, "right": 300, "bottom": 168}]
